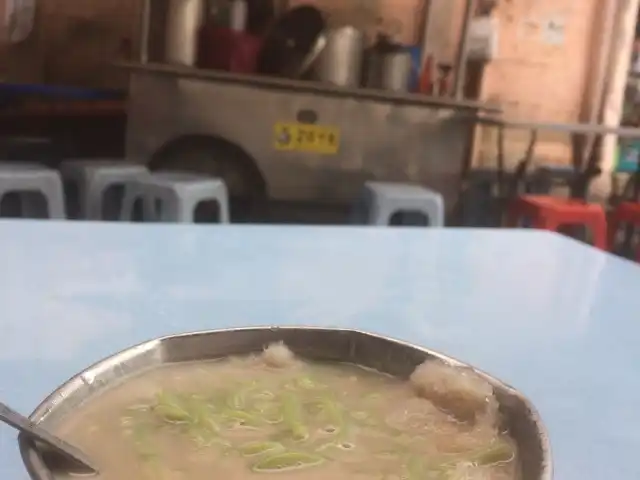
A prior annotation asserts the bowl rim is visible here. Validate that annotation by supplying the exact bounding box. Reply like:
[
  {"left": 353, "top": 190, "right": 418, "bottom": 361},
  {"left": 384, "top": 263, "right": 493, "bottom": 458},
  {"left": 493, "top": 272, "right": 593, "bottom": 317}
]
[{"left": 18, "top": 326, "right": 553, "bottom": 480}]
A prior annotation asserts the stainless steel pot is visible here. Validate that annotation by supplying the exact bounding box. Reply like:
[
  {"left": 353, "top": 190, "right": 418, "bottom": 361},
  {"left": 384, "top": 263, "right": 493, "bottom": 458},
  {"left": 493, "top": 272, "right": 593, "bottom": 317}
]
[
  {"left": 363, "top": 41, "right": 413, "bottom": 92},
  {"left": 19, "top": 327, "right": 552, "bottom": 480},
  {"left": 380, "top": 50, "right": 413, "bottom": 92},
  {"left": 315, "top": 26, "right": 364, "bottom": 87},
  {"left": 165, "top": 0, "right": 205, "bottom": 66}
]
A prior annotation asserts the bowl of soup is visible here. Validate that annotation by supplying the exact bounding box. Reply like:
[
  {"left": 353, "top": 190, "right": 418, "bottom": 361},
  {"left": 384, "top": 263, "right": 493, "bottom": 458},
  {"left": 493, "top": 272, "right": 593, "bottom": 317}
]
[{"left": 19, "top": 327, "right": 552, "bottom": 480}]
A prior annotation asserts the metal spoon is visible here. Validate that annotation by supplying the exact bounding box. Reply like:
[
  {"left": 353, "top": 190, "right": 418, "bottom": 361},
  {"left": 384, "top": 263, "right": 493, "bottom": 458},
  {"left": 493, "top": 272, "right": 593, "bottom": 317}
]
[{"left": 0, "top": 401, "right": 99, "bottom": 475}]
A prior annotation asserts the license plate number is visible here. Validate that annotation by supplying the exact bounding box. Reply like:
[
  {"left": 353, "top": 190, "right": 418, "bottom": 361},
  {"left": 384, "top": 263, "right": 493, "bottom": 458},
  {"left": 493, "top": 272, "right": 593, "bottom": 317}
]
[{"left": 273, "top": 122, "right": 340, "bottom": 154}]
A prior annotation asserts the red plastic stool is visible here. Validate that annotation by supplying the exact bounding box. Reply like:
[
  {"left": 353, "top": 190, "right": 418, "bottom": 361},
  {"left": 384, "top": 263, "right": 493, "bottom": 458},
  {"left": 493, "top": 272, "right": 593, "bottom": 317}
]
[
  {"left": 505, "top": 195, "right": 608, "bottom": 249},
  {"left": 608, "top": 201, "right": 640, "bottom": 258}
]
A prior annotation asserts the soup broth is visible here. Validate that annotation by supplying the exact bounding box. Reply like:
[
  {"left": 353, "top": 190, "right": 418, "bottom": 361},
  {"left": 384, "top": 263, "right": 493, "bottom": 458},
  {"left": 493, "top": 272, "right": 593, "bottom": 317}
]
[{"left": 54, "top": 344, "right": 519, "bottom": 480}]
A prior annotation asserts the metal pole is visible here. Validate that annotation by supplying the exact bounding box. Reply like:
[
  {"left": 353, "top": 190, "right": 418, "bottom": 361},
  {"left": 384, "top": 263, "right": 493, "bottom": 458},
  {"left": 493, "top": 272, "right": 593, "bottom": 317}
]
[
  {"left": 139, "top": 0, "right": 152, "bottom": 64},
  {"left": 417, "top": 0, "right": 434, "bottom": 66},
  {"left": 569, "top": 0, "right": 617, "bottom": 200},
  {"left": 581, "top": 0, "right": 617, "bottom": 165},
  {"left": 452, "top": 0, "right": 474, "bottom": 99}
]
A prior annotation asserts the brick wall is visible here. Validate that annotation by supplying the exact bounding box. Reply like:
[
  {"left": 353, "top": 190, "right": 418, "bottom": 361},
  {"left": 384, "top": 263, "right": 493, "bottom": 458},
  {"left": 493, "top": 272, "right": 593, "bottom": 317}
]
[
  {"left": 0, "top": 0, "right": 140, "bottom": 87},
  {"left": 476, "top": 0, "right": 601, "bottom": 167},
  {"left": 295, "top": 0, "right": 603, "bottom": 167}
]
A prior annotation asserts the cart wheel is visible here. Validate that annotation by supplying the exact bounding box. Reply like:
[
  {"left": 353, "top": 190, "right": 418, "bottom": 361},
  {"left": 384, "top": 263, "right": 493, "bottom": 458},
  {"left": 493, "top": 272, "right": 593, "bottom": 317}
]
[{"left": 149, "top": 136, "right": 267, "bottom": 222}]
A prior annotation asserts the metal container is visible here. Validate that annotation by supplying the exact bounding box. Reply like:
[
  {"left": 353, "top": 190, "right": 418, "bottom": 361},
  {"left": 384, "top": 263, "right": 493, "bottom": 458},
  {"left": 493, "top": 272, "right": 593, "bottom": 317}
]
[
  {"left": 19, "top": 327, "right": 551, "bottom": 480},
  {"left": 381, "top": 50, "right": 413, "bottom": 92},
  {"left": 315, "top": 26, "right": 364, "bottom": 87},
  {"left": 165, "top": 0, "right": 204, "bottom": 66},
  {"left": 364, "top": 48, "right": 413, "bottom": 92}
]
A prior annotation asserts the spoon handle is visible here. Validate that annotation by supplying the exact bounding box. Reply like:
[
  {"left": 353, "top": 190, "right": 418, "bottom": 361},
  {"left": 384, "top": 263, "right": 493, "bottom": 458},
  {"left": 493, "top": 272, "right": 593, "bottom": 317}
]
[{"left": 0, "top": 402, "right": 98, "bottom": 473}]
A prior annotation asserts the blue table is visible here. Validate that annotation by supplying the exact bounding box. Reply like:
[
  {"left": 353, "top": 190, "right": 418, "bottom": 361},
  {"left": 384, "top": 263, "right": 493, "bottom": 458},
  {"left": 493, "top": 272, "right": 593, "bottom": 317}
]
[{"left": 0, "top": 220, "right": 639, "bottom": 479}]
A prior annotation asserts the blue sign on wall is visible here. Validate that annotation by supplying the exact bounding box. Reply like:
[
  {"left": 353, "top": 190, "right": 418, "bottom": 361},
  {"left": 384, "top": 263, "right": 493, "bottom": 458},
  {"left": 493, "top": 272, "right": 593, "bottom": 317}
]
[{"left": 616, "top": 140, "right": 640, "bottom": 173}]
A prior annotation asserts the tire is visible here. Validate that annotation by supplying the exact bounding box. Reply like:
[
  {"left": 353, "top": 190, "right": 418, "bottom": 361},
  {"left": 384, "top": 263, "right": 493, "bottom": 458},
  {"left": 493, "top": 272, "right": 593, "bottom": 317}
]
[{"left": 149, "top": 136, "right": 267, "bottom": 221}]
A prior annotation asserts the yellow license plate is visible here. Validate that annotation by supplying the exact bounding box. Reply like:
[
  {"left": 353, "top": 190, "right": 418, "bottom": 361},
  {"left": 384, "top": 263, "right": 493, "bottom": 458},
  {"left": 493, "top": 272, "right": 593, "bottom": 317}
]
[{"left": 273, "top": 122, "right": 340, "bottom": 154}]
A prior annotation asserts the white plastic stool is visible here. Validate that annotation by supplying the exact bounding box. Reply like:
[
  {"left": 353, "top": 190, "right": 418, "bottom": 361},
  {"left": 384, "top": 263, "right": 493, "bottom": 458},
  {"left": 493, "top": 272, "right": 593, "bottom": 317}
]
[
  {"left": 0, "top": 162, "right": 66, "bottom": 219},
  {"left": 353, "top": 181, "right": 445, "bottom": 226},
  {"left": 121, "top": 171, "right": 230, "bottom": 223},
  {"left": 59, "top": 160, "right": 149, "bottom": 220}
]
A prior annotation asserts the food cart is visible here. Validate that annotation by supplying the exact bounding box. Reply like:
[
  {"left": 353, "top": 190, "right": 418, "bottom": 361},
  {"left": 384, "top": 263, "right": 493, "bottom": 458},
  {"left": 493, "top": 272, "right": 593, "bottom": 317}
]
[{"left": 121, "top": 0, "right": 499, "bottom": 216}]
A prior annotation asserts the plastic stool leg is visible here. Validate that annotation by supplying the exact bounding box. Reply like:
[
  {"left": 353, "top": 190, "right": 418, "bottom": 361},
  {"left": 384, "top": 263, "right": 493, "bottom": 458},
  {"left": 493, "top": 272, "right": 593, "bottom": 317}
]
[
  {"left": 532, "top": 214, "right": 557, "bottom": 231},
  {"left": 181, "top": 203, "right": 194, "bottom": 223},
  {"left": 372, "top": 205, "right": 394, "bottom": 226},
  {"left": 589, "top": 217, "right": 608, "bottom": 250},
  {"left": 217, "top": 193, "right": 230, "bottom": 223},
  {"left": 425, "top": 198, "right": 444, "bottom": 227},
  {"left": 152, "top": 190, "right": 186, "bottom": 222},
  {"left": 175, "top": 198, "right": 194, "bottom": 223},
  {"left": 41, "top": 178, "right": 66, "bottom": 219},
  {"left": 86, "top": 177, "right": 109, "bottom": 220},
  {"left": 608, "top": 215, "right": 621, "bottom": 252}
]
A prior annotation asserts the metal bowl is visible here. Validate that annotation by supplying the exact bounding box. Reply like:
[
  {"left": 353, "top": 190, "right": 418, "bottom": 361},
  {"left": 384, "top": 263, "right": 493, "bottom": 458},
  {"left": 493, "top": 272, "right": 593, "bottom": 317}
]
[{"left": 19, "top": 327, "right": 552, "bottom": 479}]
